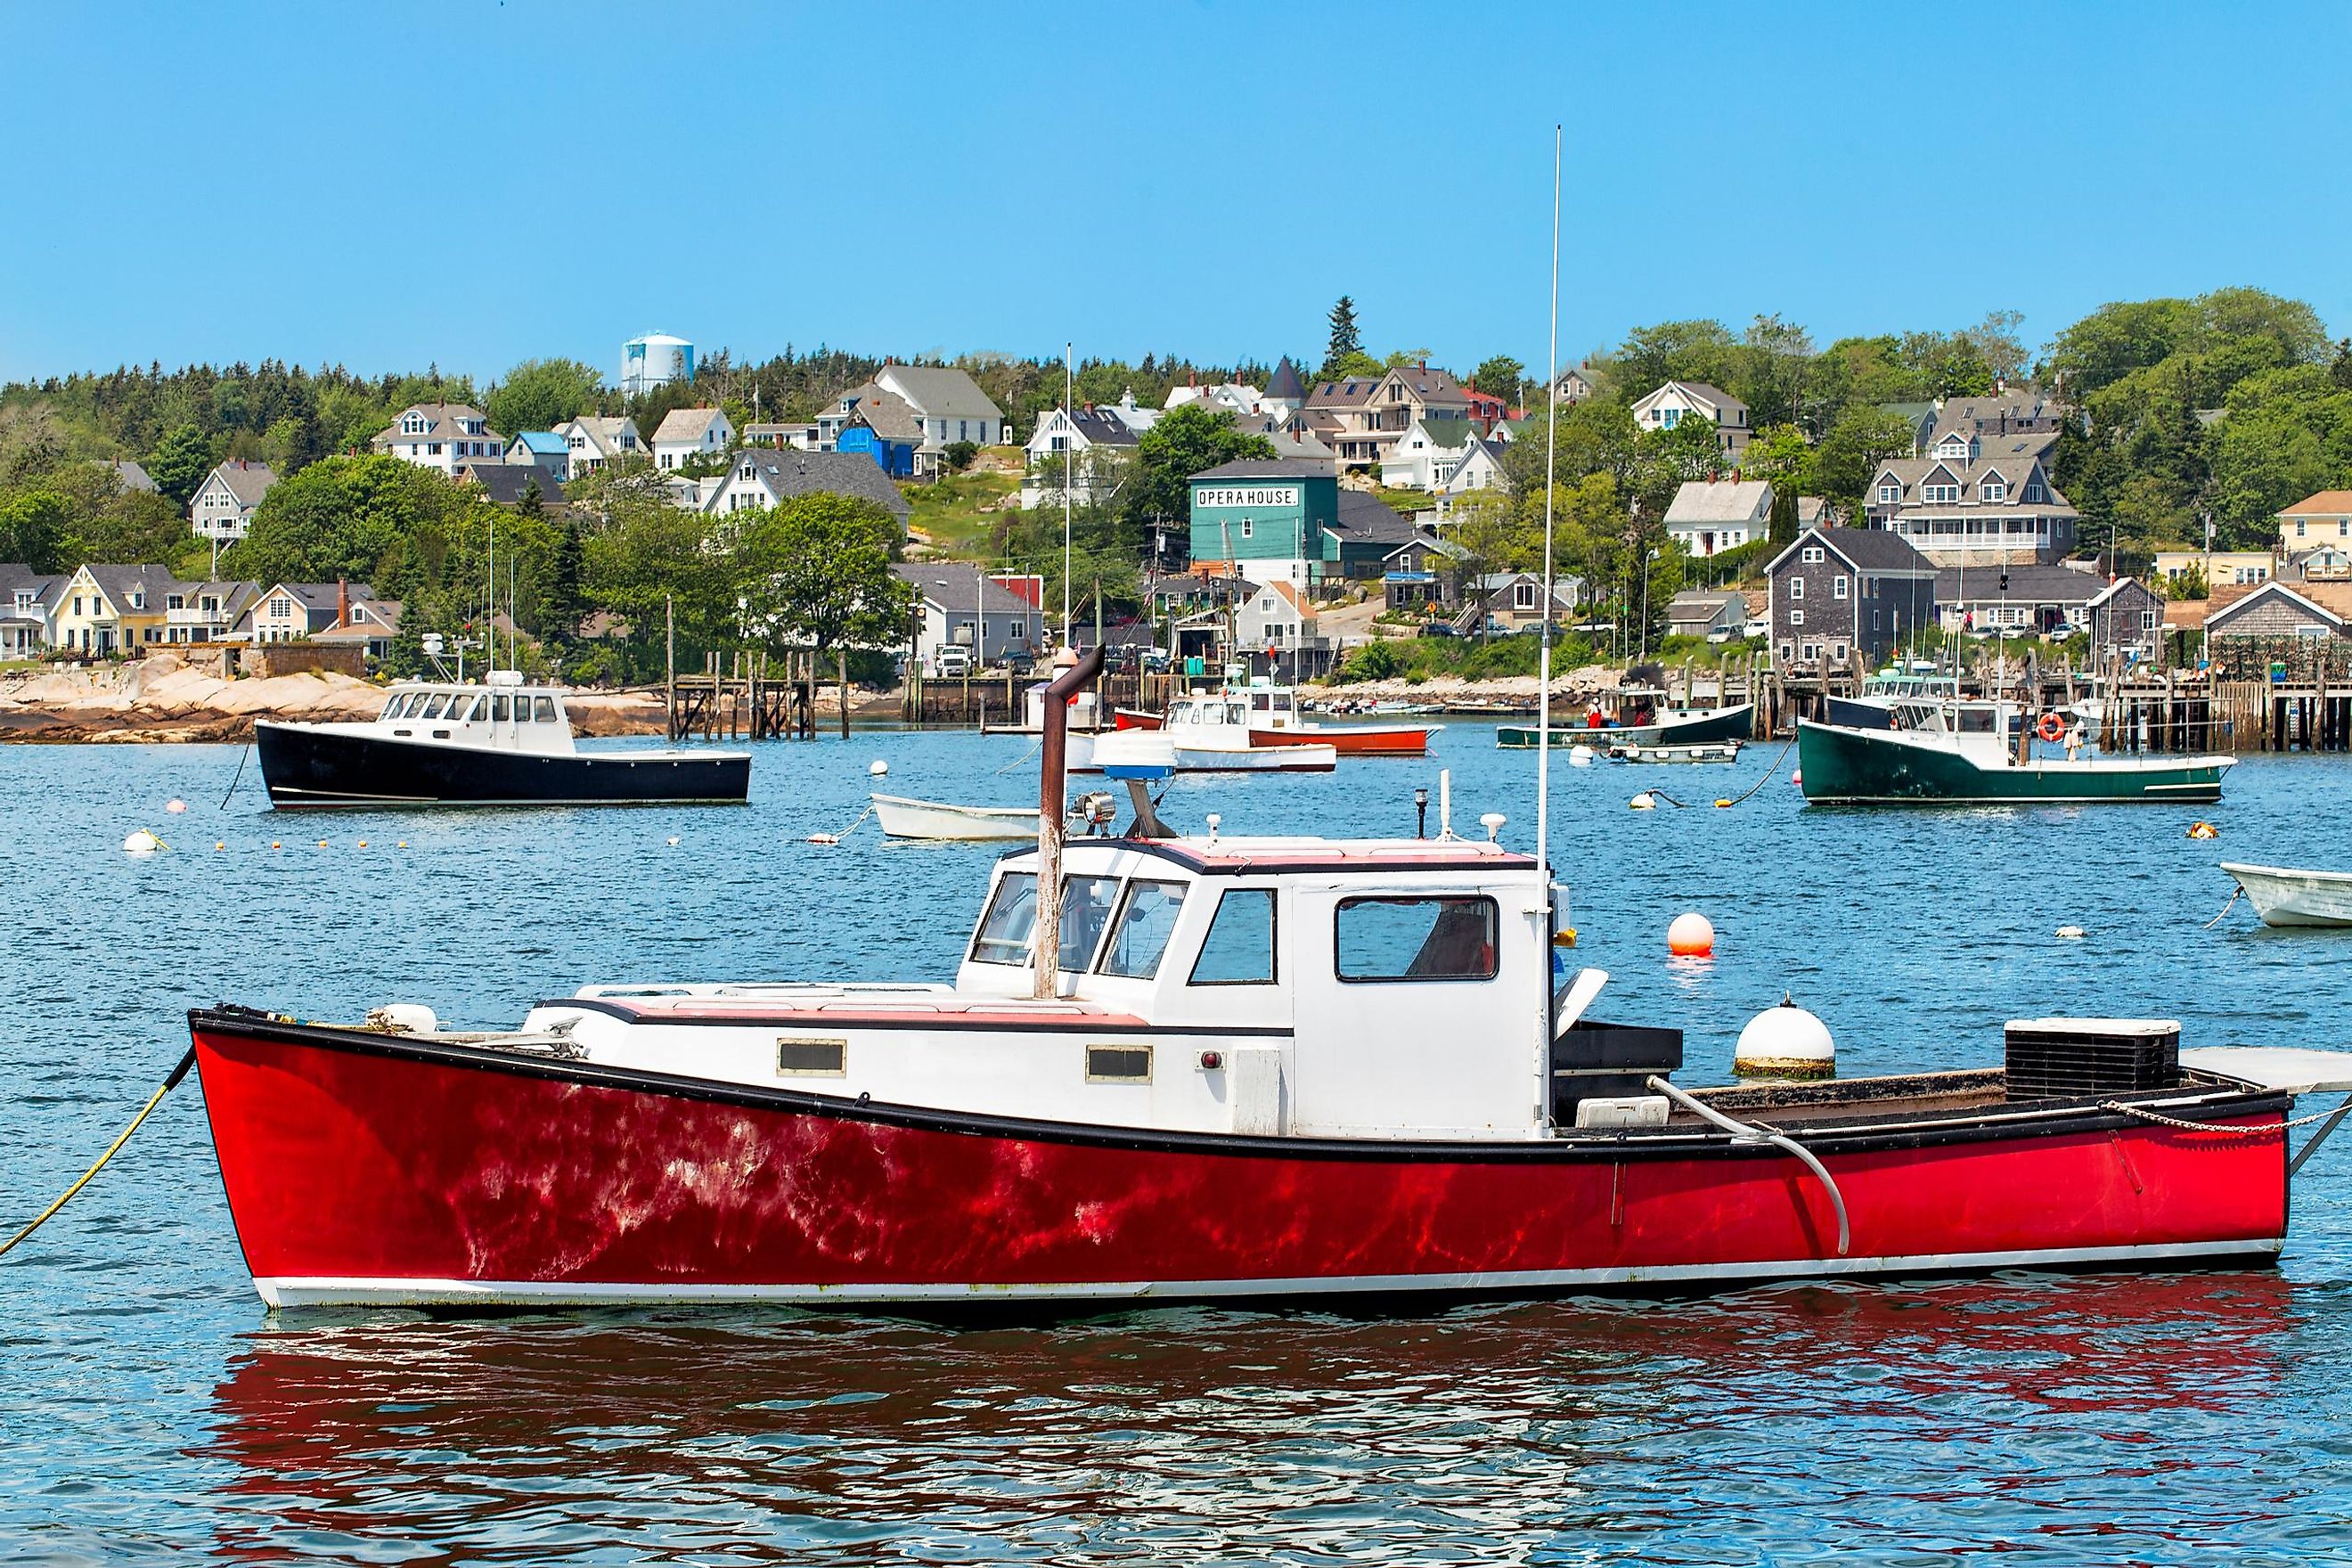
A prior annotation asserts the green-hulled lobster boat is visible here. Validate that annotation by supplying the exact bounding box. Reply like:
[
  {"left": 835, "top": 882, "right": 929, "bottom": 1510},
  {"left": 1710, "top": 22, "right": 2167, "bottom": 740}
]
[{"left": 1798, "top": 699, "right": 2231, "bottom": 805}]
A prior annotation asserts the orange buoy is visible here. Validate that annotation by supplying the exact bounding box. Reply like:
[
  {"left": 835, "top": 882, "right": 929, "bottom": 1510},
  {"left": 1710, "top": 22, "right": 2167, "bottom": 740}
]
[{"left": 1668, "top": 911, "right": 1716, "bottom": 957}]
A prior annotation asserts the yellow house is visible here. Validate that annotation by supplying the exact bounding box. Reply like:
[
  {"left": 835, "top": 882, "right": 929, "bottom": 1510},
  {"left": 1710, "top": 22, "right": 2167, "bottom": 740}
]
[
  {"left": 2152, "top": 549, "right": 2274, "bottom": 591},
  {"left": 2277, "top": 491, "right": 2352, "bottom": 552},
  {"left": 49, "top": 565, "right": 181, "bottom": 656}
]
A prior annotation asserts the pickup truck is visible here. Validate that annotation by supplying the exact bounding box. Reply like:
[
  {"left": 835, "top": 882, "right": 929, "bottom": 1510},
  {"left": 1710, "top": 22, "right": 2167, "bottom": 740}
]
[{"left": 932, "top": 646, "right": 974, "bottom": 678}]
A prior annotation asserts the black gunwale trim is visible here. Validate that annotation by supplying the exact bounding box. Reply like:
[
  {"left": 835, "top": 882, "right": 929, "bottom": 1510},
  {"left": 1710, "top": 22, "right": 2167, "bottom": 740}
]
[
  {"left": 545, "top": 994, "right": 1293, "bottom": 1037},
  {"left": 188, "top": 1008, "right": 2291, "bottom": 1166},
  {"left": 991, "top": 838, "right": 1539, "bottom": 878}
]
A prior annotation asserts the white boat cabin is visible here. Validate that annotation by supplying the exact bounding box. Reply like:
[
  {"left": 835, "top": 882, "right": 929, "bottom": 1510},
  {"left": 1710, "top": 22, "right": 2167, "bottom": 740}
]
[
  {"left": 523, "top": 833, "right": 1561, "bottom": 1141},
  {"left": 363, "top": 671, "right": 579, "bottom": 755}
]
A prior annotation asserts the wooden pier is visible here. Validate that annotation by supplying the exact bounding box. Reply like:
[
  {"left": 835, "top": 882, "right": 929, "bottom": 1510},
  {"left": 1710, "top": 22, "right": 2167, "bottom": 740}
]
[{"left": 666, "top": 650, "right": 821, "bottom": 742}]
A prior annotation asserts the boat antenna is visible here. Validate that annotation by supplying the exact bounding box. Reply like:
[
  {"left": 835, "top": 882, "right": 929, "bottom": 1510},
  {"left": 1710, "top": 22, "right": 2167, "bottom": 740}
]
[
  {"left": 1536, "top": 124, "right": 1561, "bottom": 919},
  {"left": 1063, "top": 340, "right": 1074, "bottom": 652}
]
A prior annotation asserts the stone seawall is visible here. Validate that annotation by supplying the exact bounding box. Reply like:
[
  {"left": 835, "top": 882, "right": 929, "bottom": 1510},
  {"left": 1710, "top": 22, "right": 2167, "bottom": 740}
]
[{"left": 0, "top": 656, "right": 667, "bottom": 742}]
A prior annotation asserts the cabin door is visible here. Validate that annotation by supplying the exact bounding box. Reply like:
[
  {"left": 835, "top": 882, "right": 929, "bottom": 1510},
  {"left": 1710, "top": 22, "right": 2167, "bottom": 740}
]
[{"left": 1286, "top": 884, "right": 1535, "bottom": 1139}]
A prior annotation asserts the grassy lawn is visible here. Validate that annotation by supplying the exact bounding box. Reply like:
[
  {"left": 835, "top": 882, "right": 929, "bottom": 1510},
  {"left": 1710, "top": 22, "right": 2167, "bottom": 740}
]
[{"left": 903, "top": 469, "right": 1021, "bottom": 559}]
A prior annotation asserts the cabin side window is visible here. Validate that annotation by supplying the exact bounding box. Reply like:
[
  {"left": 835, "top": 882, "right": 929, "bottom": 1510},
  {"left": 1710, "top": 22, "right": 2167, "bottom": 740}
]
[
  {"left": 534, "top": 697, "right": 558, "bottom": 723},
  {"left": 419, "top": 694, "right": 450, "bottom": 720},
  {"left": 1335, "top": 896, "right": 1498, "bottom": 983},
  {"left": 1096, "top": 880, "right": 1187, "bottom": 978},
  {"left": 1189, "top": 888, "right": 1277, "bottom": 984},
  {"left": 493, "top": 695, "right": 512, "bottom": 721}
]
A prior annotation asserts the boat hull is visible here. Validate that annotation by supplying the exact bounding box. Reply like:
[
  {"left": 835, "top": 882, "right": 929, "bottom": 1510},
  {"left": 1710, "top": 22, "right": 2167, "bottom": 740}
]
[
  {"left": 870, "top": 793, "right": 1041, "bottom": 841},
  {"left": 255, "top": 723, "right": 750, "bottom": 808},
  {"left": 1249, "top": 723, "right": 1432, "bottom": 756},
  {"left": 189, "top": 1012, "right": 2290, "bottom": 1311},
  {"left": 1795, "top": 722, "right": 2231, "bottom": 804},
  {"left": 2222, "top": 862, "right": 2352, "bottom": 927}
]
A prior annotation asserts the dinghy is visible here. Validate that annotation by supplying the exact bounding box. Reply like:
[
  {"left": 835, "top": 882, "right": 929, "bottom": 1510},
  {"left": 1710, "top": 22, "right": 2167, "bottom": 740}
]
[
  {"left": 870, "top": 793, "right": 1041, "bottom": 842},
  {"left": 2221, "top": 862, "right": 2352, "bottom": 928}
]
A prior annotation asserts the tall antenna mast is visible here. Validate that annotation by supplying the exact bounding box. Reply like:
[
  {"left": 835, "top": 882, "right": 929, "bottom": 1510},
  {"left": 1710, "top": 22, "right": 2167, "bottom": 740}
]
[
  {"left": 1536, "top": 125, "right": 1562, "bottom": 914},
  {"left": 1063, "top": 341, "right": 1074, "bottom": 650}
]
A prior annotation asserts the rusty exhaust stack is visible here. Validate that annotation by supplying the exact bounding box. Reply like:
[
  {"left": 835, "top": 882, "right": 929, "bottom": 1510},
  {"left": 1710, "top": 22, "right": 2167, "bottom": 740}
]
[{"left": 1033, "top": 643, "right": 1107, "bottom": 999}]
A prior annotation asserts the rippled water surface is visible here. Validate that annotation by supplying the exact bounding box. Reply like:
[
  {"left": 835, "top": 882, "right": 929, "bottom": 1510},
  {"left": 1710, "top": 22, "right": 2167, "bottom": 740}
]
[{"left": 8, "top": 730, "right": 2352, "bottom": 1562}]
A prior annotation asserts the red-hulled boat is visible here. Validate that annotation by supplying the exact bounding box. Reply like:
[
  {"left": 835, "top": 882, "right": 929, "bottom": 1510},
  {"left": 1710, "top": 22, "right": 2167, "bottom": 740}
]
[
  {"left": 187, "top": 652, "right": 2352, "bottom": 1311},
  {"left": 1115, "top": 674, "right": 1435, "bottom": 756}
]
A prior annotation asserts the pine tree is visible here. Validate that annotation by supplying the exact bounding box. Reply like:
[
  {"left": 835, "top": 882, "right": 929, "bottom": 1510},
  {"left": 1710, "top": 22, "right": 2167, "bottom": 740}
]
[
  {"left": 1326, "top": 297, "right": 1362, "bottom": 369},
  {"left": 543, "top": 513, "right": 585, "bottom": 649}
]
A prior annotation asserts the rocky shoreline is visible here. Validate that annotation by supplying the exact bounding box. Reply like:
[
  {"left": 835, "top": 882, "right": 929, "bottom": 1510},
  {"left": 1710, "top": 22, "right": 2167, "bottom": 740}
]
[{"left": 0, "top": 656, "right": 669, "bottom": 743}]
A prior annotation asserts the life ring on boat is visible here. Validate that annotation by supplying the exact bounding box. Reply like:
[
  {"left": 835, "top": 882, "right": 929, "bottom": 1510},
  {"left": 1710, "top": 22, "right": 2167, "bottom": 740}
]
[{"left": 2038, "top": 712, "right": 2065, "bottom": 742}]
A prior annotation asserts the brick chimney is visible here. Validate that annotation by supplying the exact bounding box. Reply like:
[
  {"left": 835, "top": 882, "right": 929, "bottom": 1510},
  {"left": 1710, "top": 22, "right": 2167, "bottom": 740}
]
[{"left": 337, "top": 578, "right": 349, "bottom": 627}]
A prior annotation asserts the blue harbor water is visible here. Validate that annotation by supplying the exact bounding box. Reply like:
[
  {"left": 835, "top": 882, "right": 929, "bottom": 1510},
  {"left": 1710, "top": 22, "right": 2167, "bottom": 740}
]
[{"left": 9, "top": 728, "right": 2352, "bottom": 1562}]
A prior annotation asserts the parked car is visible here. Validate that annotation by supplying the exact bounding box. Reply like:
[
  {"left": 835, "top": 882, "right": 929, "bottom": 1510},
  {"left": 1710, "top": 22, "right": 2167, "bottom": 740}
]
[
  {"left": 1004, "top": 649, "right": 1036, "bottom": 676},
  {"left": 1419, "top": 622, "right": 1458, "bottom": 639},
  {"left": 1140, "top": 649, "right": 1172, "bottom": 674},
  {"left": 932, "top": 646, "right": 973, "bottom": 678}
]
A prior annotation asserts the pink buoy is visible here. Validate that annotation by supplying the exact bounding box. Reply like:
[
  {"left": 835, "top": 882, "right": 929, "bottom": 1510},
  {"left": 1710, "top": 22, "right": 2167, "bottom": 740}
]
[
  {"left": 1791, "top": 768, "right": 1802, "bottom": 786},
  {"left": 1668, "top": 911, "right": 1715, "bottom": 957}
]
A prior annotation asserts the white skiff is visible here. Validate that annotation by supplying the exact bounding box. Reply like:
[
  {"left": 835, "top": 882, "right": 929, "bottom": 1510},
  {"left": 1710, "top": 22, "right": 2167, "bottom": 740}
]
[
  {"left": 870, "top": 792, "right": 1041, "bottom": 842},
  {"left": 2221, "top": 862, "right": 2352, "bottom": 928}
]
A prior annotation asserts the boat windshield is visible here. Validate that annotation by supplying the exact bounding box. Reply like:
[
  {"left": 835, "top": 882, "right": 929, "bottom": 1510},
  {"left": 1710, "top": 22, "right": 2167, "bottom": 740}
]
[
  {"left": 1098, "top": 881, "right": 1188, "bottom": 978},
  {"left": 969, "top": 873, "right": 1125, "bottom": 970}
]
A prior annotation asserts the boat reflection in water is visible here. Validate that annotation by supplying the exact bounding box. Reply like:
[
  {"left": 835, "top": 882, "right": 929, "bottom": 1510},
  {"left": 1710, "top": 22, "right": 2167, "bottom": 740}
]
[{"left": 200, "top": 1272, "right": 2299, "bottom": 1559}]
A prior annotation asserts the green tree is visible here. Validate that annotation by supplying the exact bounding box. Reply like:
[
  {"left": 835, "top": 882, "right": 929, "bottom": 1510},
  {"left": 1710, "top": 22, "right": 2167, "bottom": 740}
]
[
  {"left": 738, "top": 493, "right": 912, "bottom": 737},
  {"left": 540, "top": 512, "right": 586, "bottom": 647},
  {"left": 226, "top": 454, "right": 474, "bottom": 585},
  {"left": 1324, "top": 296, "right": 1363, "bottom": 372},
  {"left": 1126, "top": 404, "right": 1277, "bottom": 534},
  {"left": 485, "top": 358, "right": 603, "bottom": 437},
  {"left": 1809, "top": 405, "right": 1919, "bottom": 512},
  {"left": 147, "top": 424, "right": 215, "bottom": 507},
  {"left": 0, "top": 491, "right": 72, "bottom": 573},
  {"left": 1610, "top": 320, "right": 1738, "bottom": 396},
  {"left": 1470, "top": 355, "right": 1524, "bottom": 401}
]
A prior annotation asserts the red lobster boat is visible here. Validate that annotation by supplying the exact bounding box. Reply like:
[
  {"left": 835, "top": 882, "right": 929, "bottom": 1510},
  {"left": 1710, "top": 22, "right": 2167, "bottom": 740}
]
[{"left": 188, "top": 653, "right": 2352, "bottom": 1311}]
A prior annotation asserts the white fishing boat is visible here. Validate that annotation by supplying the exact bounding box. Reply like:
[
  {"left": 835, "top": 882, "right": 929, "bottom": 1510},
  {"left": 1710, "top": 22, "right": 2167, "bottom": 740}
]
[
  {"left": 1072, "top": 695, "right": 1337, "bottom": 774},
  {"left": 871, "top": 793, "right": 1041, "bottom": 842},
  {"left": 2221, "top": 862, "right": 2352, "bottom": 928}
]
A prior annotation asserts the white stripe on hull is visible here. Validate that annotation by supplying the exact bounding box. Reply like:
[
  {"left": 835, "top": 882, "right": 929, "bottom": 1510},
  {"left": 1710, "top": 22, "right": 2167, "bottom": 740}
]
[{"left": 256, "top": 1237, "right": 2283, "bottom": 1310}]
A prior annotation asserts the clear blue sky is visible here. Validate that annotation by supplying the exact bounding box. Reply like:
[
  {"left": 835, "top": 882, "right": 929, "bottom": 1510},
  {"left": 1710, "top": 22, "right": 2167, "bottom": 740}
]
[{"left": 4, "top": 2, "right": 2347, "bottom": 388}]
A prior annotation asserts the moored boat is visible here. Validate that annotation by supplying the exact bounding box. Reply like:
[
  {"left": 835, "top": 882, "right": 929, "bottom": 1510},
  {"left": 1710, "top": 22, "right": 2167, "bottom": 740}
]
[
  {"left": 1501, "top": 703, "right": 1752, "bottom": 751},
  {"left": 2220, "top": 862, "right": 2352, "bottom": 927},
  {"left": 1608, "top": 741, "right": 1743, "bottom": 764},
  {"left": 188, "top": 649, "right": 2352, "bottom": 1312},
  {"left": 870, "top": 793, "right": 1041, "bottom": 841},
  {"left": 1798, "top": 698, "right": 2231, "bottom": 805},
  {"left": 255, "top": 672, "right": 749, "bottom": 808}
]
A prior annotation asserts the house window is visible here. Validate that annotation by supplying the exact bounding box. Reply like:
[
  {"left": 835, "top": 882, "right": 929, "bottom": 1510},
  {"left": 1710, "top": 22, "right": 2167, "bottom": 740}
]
[
  {"left": 2299, "top": 520, "right": 2309, "bottom": 537},
  {"left": 71, "top": 596, "right": 83, "bottom": 615},
  {"left": 1876, "top": 483, "right": 1899, "bottom": 504},
  {"left": 1801, "top": 547, "right": 1823, "bottom": 563},
  {"left": 1011, "top": 622, "right": 1025, "bottom": 641},
  {"left": 2141, "top": 609, "right": 2157, "bottom": 630},
  {"left": 1513, "top": 583, "right": 1536, "bottom": 610},
  {"left": 1790, "top": 608, "right": 1806, "bottom": 626},
  {"left": 1240, "top": 519, "right": 1253, "bottom": 539},
  {"left": 1833, "top": 576, "right": 1849, "bottom": 600},
  {"left": 1923, "top": 484, "right": 1959, "bottom": 503},
  {"left": 1982, "top": 482, "right": 2006, "bottom": 502},
  {"left": 1832, "top": 642, "right": 1847, "bottom": 661},
  {"left": 428, "top": 443, "right": 442, "bottom": 455},
  {"left": 1788, "top": 578, "right": 1804, "bottom": 600},
  {"left": 1661, "top": 407, "right": 1680, "bottom": 429},
  {"left": 2024, "top": 483, "right": 2046, "bottom": 502}
]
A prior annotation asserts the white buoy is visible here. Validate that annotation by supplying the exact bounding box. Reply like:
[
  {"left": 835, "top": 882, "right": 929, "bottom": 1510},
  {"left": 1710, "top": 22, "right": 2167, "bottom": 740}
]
[
  {"left": 1629, "top": 791, "right": 1657, "bottom": 811},
  {"left": 165, "top": 798, "right": 187, "bottom": 813},
  {"left": 123, "top": 829, "right": 162, "bottom": 855},
  {"left": 1735, "top": 994, "right": 1835, "bottom": 1079},
  {"left": 666, "top": 837, "right": 680, "bottom": 846},
  {"left": 1791, "top": 769, "right": 1803, "bottom": 786},
  {"left": 1568, "top": 743, "right": 1595, "bottom": 767},
  {"left": 869, "top": 759, "right": 889, "bottom": 777},
  {"left": 1668, "top": 911, "right": 1715, "bottom": 957},
  {"left": 2055, "top": 925, "right": 2087, "bottom": 940}
]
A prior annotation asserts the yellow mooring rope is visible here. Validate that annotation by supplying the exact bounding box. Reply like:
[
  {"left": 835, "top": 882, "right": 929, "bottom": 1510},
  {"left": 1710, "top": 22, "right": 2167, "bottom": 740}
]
[{"left": 0, "top": 1046, "right": 197, "bottom": 1263}]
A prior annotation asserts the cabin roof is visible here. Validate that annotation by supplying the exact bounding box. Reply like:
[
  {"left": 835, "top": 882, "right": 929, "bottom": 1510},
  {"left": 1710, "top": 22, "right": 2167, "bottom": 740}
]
[{"left": 1025, "top": 836, "right": 1539, "bottom": 875}]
